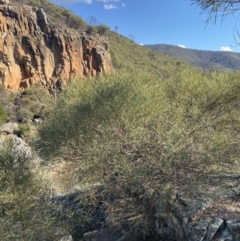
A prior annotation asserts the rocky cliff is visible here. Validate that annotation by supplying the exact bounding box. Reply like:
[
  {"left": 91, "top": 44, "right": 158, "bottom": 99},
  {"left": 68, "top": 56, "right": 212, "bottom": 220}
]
[{"left": 0, "top": 2, "right": 112, "bottom": 90}]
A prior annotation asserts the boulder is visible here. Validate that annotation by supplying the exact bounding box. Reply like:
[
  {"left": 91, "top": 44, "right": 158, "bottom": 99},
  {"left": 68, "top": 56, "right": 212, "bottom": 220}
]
[
  {"left": 0, "top": 133, "right": 31, "bottom": 158},
  {"left": 0, "top": 122, "right": 18, "bottom": 135}
]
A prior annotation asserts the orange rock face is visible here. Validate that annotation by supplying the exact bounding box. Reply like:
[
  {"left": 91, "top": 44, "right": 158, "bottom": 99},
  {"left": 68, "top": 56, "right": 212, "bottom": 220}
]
[{"left": 0, "top": 4, "right": 113, "bottom": 90}]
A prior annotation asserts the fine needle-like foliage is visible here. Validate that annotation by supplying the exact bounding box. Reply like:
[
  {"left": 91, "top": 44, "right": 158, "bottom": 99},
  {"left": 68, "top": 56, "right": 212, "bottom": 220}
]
[
  {"left": 36, "top": 69, "right": 240, "bottom": 239},
  {"left": 0, "top": 137, "right": 70, "bottom": 241},
  {"left": 191, "top": 0, "right": 240, "bottom": 23}
]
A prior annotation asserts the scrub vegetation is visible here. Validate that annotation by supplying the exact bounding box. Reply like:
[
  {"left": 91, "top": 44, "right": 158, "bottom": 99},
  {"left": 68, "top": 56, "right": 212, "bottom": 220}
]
[
  {"left": 36, "top": 70, "right": 240, "bottom": 239},
  {"left": 1, "top": 0, "right": 240, "bottom": 240}
]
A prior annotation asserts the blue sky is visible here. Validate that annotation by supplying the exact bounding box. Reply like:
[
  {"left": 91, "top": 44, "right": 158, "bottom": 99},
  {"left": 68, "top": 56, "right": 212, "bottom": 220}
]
[{"left": 50, "top": 0, "right": 240, "bottom": 52}]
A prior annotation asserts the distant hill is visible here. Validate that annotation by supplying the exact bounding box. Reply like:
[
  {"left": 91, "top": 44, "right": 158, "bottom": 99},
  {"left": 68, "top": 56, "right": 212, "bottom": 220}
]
[{"left": 145, "top": 44, "right": 240, "bottom": 70}]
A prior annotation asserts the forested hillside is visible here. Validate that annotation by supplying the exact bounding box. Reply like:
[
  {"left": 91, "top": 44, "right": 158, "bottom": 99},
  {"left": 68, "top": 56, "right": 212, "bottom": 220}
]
[{"left": 146, "top": 43, "right": 240, "bottom": 70}]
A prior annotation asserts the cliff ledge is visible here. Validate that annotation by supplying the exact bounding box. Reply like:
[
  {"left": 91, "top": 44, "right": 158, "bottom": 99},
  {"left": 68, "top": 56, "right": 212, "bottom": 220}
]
[{"left": 0, "top": 2, "right": 112, "bottom": 90}]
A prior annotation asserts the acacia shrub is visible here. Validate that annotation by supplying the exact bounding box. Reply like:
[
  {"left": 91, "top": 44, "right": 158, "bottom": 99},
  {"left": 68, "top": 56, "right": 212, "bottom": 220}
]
[
  {"left": 36, "top": 70, "right": 240, "bottom": 239},
  {"left": 0, "top": 84, "right": 10, "bottom": 124},
  {"left": 15, "top": 84, "right": 54, "bottom": 123},
  {"left": 0, "top": 138, "right": 70, "bottom": 241},
  {"left": 0, "top": 103, "right": 7, "bottom": 125},
  {"left": 97, "top": 24, "right": 110, "bottom": 35}
]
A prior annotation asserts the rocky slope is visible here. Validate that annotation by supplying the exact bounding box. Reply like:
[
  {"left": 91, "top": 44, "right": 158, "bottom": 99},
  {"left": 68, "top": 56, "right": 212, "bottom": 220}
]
[
  {"left": 155, "top": 176, "right": 240, "bottom": 241},
  {"left": 0, "top": 2, "right": 112, "bottom": 91}
]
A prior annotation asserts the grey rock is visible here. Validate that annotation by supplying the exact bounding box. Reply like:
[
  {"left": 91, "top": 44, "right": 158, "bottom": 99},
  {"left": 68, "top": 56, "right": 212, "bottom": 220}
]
[
  {"left": 58, "top": 234, "right": 73, "bottom": 241},
  {"left": 33, "top": 117, "right": 42, "bottom": 124},
  {"left": 214, "top": 228, "right": 233, "bottom": 241},
  {"left": 188, "top": 218, "right": 210, "bottom": 241},
  {"left": 52, "top": 183, "right": 107, "bottom": 240},
  {"left": 0, "top": 122, "right": 18, "bottom": 135},
  {"left": 83, "top": 228, "right": 125, "bottom": 241},
  {"left": 183, "top": 198, "right": 212, "bottom": 220},
  {"left": 36, "top": 8, "right": 49, "bottom": 32},
  {"left": 205, "top": 217, "right": 223, "bottom": 241},
  {"left": 226, "top": 218, "right": 240, "bottom": 233},
  {"left": 10, "top": 134, "right": 32, "bottom": 158},
  {"left": 0, "top": 134, "right": 32, "bottom": 159},
  {"left": 155, "top": 174, "right": 240, "bottom": 241}
]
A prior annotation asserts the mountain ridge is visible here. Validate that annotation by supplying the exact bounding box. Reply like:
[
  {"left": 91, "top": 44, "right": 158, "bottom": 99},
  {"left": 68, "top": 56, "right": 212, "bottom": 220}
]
[{"left": 145, "top": 43, "right": 240, "bottom": 70}]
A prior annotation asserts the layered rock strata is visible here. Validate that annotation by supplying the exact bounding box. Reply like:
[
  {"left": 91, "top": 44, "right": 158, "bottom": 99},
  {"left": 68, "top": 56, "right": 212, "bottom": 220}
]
[{"left": 0, "top": 3, "right": 112, "bottom": 90}]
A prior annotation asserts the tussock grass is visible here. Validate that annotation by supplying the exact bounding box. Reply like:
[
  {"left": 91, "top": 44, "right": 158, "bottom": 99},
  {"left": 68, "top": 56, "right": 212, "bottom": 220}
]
[{"left": 36, "top": 69, "right": 240, "bottom": 239}]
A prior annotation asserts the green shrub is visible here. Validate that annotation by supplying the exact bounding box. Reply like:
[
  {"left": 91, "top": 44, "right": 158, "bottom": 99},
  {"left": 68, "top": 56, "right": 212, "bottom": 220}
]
[
  {"left": 97, "top": 24, "right": 110, "bottom": 35},
  {"left": 16, "top": 108, "right": 33, "bottom": 123},
  {"left": 86, "top": 25, "right": 97, "bottom": 34},
  {"left": 36, "top": 70, "right": 240, "bottom": 239},
  {"left": 8, "top": 92, "right": 15, "bottom": 104},
  {"left": 18, "top": 123, "right": 31, "bottom": 137},
  {"left": 0, "top": 138, "right": 68, "bottom": 241},
  {"left": 0, "top": 103, "right": 7, "bottom": 125},
  {"left": 15, "top": 84, "right": 54, "bottom": 123},
  {"left": 0, "top": 83, "right": 11, "bottom": 106}
]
